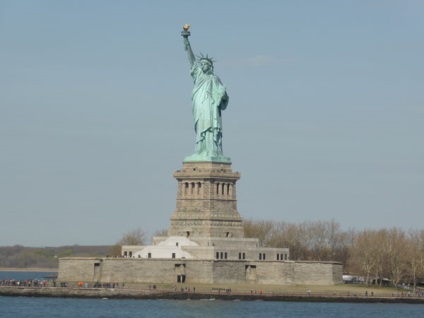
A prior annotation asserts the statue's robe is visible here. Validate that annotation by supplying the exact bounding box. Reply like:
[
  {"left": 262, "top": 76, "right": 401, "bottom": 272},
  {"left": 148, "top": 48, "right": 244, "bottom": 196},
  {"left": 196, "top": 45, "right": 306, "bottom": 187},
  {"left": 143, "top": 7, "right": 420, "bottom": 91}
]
[{"left": 190, "top": 63, "right": 228, "bottom": 157}]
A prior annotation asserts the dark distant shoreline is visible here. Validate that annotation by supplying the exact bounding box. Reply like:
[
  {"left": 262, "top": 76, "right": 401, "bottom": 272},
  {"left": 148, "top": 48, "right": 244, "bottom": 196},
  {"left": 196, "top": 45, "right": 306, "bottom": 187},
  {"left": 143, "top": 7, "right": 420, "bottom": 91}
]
[{"left": 1, "top": 286, "right": 423, "bottom": 304}]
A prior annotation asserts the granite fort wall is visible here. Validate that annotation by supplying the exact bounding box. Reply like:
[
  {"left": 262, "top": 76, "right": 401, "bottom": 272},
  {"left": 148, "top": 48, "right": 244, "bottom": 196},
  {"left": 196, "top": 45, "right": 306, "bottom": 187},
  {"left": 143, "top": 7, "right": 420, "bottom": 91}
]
[
  {"left": 58, "top": 258, "right": 342, "bottom": 285},
  {"left": 293, "top": 262, "right": 343, "bottom": 285}
]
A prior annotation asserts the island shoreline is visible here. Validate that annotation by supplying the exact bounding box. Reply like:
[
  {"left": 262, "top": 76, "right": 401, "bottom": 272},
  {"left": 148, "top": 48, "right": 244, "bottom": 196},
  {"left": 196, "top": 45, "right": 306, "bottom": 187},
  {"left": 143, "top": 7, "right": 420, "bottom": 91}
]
[{"left": 1, "top": 286, "right": 423, "bottom": 304}]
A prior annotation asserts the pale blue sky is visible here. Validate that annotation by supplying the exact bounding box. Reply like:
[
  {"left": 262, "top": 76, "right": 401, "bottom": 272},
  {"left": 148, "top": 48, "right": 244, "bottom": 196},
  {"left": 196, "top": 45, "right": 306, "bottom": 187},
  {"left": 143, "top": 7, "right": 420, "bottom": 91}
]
[{"left": 1, "top": 1, "right": 423, "bottom": 246}]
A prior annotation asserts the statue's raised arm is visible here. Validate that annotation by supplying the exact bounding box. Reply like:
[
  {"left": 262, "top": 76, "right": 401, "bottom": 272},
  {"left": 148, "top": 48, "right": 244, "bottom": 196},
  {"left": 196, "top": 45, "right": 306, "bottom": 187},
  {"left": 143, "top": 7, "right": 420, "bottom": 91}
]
[
  {"left": 180, "top": 25, "right": 231, "bottom": 163},
  {"left": 181, "top": 24, "right": 195, "bottom": 67}
]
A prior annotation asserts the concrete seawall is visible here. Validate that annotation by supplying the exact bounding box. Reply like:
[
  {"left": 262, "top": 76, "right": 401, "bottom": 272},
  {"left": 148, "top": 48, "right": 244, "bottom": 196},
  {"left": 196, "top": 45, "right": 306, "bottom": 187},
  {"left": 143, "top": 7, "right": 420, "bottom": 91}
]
[{"left": 1, "top": 286, "right": 424, "bottom": 304}]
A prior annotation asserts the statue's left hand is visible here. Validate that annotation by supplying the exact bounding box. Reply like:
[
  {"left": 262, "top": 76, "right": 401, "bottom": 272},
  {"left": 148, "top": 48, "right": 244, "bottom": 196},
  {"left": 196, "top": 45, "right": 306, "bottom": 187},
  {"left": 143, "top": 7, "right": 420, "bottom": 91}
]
[{"left": 183, "top": 39, "right": 190, "bottom": 51}]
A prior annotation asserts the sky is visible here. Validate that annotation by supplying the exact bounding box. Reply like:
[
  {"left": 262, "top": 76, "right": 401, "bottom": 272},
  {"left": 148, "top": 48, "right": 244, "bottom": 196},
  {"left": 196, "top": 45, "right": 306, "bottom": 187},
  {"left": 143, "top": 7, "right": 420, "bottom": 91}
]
[{"left": 1, "top": 0, "right": 423, "bottom": 247}]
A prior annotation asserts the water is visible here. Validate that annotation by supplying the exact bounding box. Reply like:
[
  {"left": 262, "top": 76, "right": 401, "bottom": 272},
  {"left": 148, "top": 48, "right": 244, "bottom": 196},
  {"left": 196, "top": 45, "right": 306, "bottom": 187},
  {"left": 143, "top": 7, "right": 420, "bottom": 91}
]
[
  {"left": 0, "top": 297, "right": 422, "bottom": 318},
  {"left": 1, "top": 272, "right": 423, "bottom": 317}
]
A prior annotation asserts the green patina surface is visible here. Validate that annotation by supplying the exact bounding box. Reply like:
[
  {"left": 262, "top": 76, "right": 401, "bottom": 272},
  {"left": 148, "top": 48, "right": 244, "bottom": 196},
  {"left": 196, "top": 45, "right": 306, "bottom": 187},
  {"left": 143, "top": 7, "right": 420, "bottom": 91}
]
[{"left": 182, "top": 27, "right": 231, "bottom": 164}]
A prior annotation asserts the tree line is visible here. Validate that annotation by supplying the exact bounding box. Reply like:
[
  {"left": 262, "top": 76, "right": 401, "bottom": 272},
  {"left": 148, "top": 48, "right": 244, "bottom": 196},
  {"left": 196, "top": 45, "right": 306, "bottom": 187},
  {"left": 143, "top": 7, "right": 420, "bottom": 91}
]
[
  {"left": 243, "top": 219, "right": 424, "bottom": 289},
  {"left": 0, "top": 245, "right": 111, "bottom": 269}
]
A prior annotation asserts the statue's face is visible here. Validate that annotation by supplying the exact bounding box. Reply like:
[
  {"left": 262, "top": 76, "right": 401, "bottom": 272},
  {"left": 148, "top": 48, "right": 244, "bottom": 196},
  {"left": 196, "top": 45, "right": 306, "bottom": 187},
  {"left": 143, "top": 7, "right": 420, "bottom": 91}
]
[{"left": 201, "top": 60, "right": 212, "bottom": 74}]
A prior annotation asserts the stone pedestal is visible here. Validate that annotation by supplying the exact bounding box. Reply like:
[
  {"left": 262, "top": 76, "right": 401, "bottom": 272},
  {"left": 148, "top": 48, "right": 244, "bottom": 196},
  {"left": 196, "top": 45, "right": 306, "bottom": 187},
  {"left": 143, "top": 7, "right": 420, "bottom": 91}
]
[{"left": 168, "top": 162, "right": 244, "bottom": 239}]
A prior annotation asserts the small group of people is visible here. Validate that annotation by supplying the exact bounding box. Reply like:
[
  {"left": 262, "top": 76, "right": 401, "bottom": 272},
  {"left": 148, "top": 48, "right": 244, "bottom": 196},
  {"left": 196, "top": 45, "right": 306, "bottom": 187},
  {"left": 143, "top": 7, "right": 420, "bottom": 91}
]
[
  {"left": 54, "top": 281, "right": 121, "bottom": 288},
  {"left": 92, "top": 282, "right": 121, "bottom": 288},
  {"left": 394, "top": 291, "right": 422, "bottom": 297},
  {"left": 0, "top": 278, "right": 49, "bottom": 287},
  {"left": 174, "top": 286, "right": 195, "bottom": 293}
]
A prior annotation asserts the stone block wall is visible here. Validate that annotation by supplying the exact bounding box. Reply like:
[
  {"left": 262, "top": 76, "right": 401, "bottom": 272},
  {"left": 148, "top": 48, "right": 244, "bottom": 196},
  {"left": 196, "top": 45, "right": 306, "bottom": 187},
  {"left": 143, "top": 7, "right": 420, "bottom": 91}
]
[
  {"left": 293, "top": 262, "right": 343, "bottom": 285},
  {"left": 58, "top": 258, "right": 100, "bottom": 282},
  {"left": 254, "top": 261, "right": 295, "bottom": 285},
  {"left": 212, "top": 261, "right": 247, "bottom": 284},
  {"left": 58, "top": 257, "right": 342, "bottom": 285}
]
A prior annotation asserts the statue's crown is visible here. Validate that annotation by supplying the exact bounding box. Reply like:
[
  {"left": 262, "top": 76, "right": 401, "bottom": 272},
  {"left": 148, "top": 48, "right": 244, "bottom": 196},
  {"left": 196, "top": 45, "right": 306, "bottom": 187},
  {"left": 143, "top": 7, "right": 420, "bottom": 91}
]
[{"left": 198, "top": 53, "right": 215, "bottom": 65}]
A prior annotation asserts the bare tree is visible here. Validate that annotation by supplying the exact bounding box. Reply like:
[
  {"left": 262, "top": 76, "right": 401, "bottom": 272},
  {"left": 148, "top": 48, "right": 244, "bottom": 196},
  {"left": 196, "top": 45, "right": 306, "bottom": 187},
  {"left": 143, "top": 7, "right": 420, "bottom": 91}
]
[
  {"left": 386, "top": 227, "right": 407, "bottom": 287},
  {"left": 303, "top": 220, "right": 344, "bottom": 261},
  {"left": 351, "top": 230, "right": 379, "bottom": 286},
  {"left": 278, "top": 220, "right": 349, "bottom": 262},
  {"left": 153, "top": 228, "right": 169, "bottom": 237},
  {"left": 335, "top": 228, "right": 356, "bottom": 268},
  {"left": 109, "top": 228, "right": 147, "bottom": 256},
  {"left": 243, "top": 219, "right": 274, "bottom": 247},
  {"left": 372, "top": 229, "right": 388, "bottom": 286},
  {"left": 243, "top": 219, "right": 351, "bottom": 263},
  {"left": 406, "top": 229, "right": 424, "bottom": 291},
  {"left": 117, "top": 228, "right": 146, "bottom": 245},
  {"left": 268, "top": 221, "right": 307, "bottom": 260}
]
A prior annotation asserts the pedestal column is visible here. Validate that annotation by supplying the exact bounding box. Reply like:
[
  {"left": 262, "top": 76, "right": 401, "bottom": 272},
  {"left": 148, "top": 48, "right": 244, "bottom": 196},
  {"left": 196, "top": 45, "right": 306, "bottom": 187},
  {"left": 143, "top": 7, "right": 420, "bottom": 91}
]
[{"left": 168, "top": 162, "right": 244, "bottom": 238}]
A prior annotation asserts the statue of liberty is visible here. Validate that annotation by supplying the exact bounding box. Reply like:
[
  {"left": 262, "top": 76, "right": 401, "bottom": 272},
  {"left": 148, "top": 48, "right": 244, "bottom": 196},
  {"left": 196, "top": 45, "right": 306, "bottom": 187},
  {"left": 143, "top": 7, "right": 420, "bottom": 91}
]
[{"left": 181, "top": 25, "right": 231, "bottom": 163}]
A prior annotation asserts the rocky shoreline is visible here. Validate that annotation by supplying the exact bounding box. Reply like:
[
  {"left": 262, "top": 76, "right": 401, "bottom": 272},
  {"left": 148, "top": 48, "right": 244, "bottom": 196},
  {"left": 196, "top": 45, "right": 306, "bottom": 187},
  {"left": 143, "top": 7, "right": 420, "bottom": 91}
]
[{"left": 1, "top": 286, "right": 424, "bottom": 304}]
